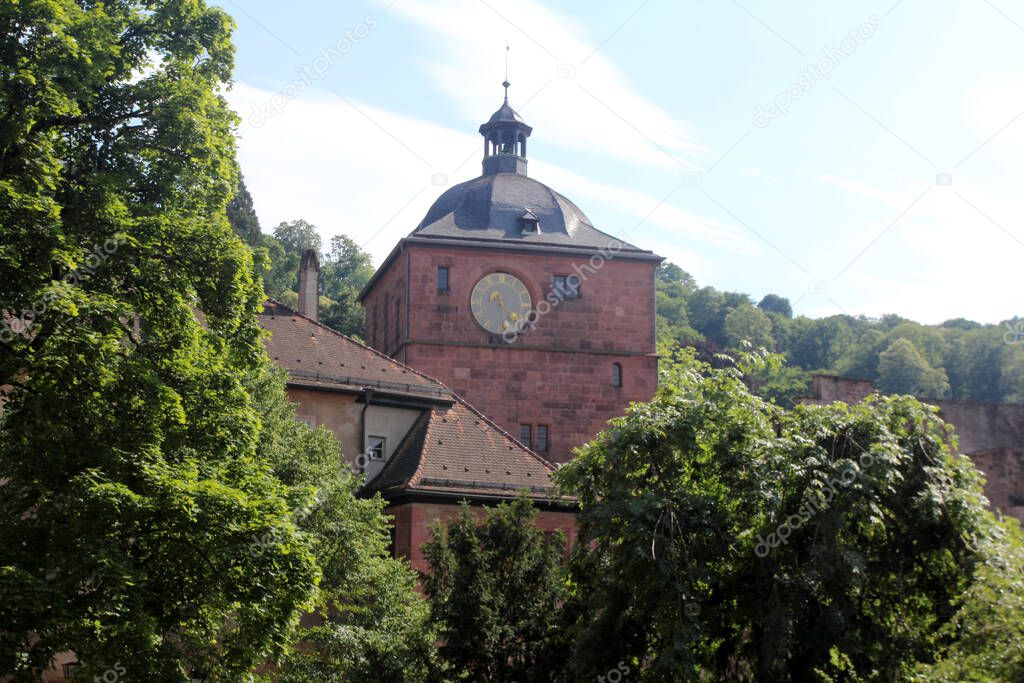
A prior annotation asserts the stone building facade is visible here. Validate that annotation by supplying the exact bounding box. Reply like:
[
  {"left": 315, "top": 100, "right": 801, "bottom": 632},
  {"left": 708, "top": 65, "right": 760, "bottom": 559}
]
[{"left": 360, "top": 88, "right": 661, "bottom": 463}]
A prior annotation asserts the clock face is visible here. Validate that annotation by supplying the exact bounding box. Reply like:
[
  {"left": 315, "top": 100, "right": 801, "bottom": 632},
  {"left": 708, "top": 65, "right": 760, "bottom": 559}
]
[{"left": 470, "top": 272, "right": 532, "bottom": 335}]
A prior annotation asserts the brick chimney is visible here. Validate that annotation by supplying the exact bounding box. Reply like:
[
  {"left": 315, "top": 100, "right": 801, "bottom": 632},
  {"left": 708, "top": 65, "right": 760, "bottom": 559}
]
[{"left": 298, "top": 249, "right": 319, "bottom": 321}]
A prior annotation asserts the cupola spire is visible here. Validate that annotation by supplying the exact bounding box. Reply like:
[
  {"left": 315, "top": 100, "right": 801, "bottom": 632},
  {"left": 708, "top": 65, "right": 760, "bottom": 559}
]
[{"left": 479, "top": 66, "right": 533, "bottom": 176}]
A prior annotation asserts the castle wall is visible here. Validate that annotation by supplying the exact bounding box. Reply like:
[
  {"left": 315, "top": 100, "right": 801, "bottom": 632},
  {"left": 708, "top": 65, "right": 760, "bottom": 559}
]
[{"left": 366, "top": 243, "right": 660, "bottom": 462}]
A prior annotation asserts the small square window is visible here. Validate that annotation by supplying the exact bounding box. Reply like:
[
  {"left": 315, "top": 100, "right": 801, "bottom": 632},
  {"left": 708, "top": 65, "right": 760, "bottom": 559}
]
[
  {"left": 519, "top": 424, "right": 532, "bottom": 448},
  {"left": 536, "top": 425, "right": 549, "bottom": 453},
  {"left": 437, "top": 266, "right": 450, "bottom": 292},
  {"left": 553, "top": 274, "right": 580, "bottom": 299},
  {"left": 367, "top": 435, "right": 386, "bottom": 460}
]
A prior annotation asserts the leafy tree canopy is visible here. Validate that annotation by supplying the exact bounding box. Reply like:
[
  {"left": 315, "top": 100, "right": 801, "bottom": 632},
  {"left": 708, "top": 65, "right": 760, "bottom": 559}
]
[
  {"left": 758, "top": 293, "right": 793, "bottom": 318},
  {"left": 0, "top": 1, "right": 319, "bottom": 678},
  {"left": 654, "top": 263, "right": 1024, "bottom": 404},
  {"left": 877, "top": 338, "right": 951, "bottom": 398},
  {"left": 247, "top": 362, "right": 435, "bottom": 682},
  {"left": 555, "top": 349, "right": 1024, "bottom": 681},
  {"left": 423, "top": 498, "right": 567, "bottom": 682}
]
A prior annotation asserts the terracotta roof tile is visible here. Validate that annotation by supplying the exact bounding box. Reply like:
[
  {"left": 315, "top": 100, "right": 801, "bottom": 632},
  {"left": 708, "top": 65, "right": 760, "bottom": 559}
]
[
  {"left": 259, "top": 300, "right": 449, "bottom": 402},
  {"left": 363, "top": 398, "right": 564, "bottom": 501},
  {"left": 259, "top": 300, "right": 568, "bottom": 503}
]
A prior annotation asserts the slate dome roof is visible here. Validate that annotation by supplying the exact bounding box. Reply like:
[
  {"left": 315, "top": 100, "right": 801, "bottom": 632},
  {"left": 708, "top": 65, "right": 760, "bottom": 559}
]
[
  {"left": 413, "top": 173, "right": 605, "bottom": 246},
  {"left": 485, "top": 101, "right": 525, "bottom": 125},
  {"left": 403, "top": 85, "right": 660, "bottom": 255}
]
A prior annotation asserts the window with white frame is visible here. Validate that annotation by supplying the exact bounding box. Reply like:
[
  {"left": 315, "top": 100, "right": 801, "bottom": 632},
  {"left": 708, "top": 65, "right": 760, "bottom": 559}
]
[{"left": 367, "top": 435, "right": 386, "bottom": 460}]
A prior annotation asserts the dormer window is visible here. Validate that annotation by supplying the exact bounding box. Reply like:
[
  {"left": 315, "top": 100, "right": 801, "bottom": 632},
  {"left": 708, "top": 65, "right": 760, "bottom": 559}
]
[{"left": 520, "top": 209, "right": 540, "bottom": 233}]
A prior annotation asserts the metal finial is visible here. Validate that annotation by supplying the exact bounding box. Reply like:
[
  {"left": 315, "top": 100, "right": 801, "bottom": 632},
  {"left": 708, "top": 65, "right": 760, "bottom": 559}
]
[{"left": 503, "top": 43, "right": 510, "bottom": 103}]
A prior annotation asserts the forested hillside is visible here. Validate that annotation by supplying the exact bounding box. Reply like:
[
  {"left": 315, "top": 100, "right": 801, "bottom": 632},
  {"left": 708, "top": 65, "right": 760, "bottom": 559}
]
[{"left": 656, "top": 263, "right": 1024, "bottom": 405}]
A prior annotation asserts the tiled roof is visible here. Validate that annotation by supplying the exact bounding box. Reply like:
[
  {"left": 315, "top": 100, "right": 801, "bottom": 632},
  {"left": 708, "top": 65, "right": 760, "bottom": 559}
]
[
  {"left": 363, "top": 398, "right": 563, "bottom": 501},
  {"left": 258, "top": 300, "right": 567, "bottom": 503},
  {"left": 259, "top": 300, "right": 449, "bottom": 402}
]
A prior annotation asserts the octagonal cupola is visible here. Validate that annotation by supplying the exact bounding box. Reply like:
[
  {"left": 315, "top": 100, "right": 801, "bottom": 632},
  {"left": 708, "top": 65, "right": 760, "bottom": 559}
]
[{"left": 479, "top": 80, "right": 533, "bottom": 176}]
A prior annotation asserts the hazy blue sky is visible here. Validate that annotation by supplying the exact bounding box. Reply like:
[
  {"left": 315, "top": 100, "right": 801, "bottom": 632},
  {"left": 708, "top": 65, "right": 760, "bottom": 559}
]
[{"left": 214, "top": 0, "right": 1024, "bottom": 324}]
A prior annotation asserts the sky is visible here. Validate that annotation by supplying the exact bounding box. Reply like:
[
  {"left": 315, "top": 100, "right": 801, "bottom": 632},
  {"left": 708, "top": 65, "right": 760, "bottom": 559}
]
[{"left": 213, "top": 0, "right": 1024, "bottom": 325}]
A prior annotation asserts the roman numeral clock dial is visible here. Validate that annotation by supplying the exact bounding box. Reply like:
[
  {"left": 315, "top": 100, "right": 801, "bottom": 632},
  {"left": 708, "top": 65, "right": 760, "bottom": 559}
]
[{"left": 470, "top": 272, "right": 532, "bottom": 335}]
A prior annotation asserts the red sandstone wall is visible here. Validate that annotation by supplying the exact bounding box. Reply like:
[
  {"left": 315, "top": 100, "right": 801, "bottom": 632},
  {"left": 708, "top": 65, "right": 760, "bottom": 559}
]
[
  {"left": 365, "top": 243, "right": 659, "bottom": 462},
  {"left": 811, "top": 375, "right": 876, "bottom": 404},
  {"left": 386, "top": 500, "right": 579, "bottom": 573},
  {"left": 407, "top": 343, "right": 656, "bottom": 462},
  {"left": 404, "top": 245, "right": 656, "bottom": 353},
  {"left": 933, "top": 401, "right": 1024, "bottom": 455},
  {"left": 364, "top": 249, "right": 407, "bottom": 358},
  {"left": 969, "top": 448, "right": 1024, "bottom": 523}
]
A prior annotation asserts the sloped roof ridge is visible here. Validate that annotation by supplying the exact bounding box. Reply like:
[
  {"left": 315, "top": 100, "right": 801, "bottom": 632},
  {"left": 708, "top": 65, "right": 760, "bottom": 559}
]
[
  {"left": 449, "top": 391, "right": 559, "bottom": 473},
  {"left": 263, "top": 298, "right": 451, "bottom": 392}
]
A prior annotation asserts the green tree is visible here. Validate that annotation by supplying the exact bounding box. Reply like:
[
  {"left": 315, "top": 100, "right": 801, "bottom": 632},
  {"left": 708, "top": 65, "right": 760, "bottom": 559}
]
[
  {"left": 878, "top": 338, "right": 951, "bottom": 398},
  {"left": 423, "top": 498, "right": 567, "bottom": 682},
  {"left": 228, "top": 173, "right": 262, "bottom": 246},
  {"left": 261, "top": 219, "right": 322, "bottom": 300},
  {"left": 723, "top": 304, "right": 774, "bottom": 349},
  {"left": 247, "top": 363, "right": 435, "bottom": 682},
  {"left": 758, "top": 293, "right": 792, "bottom": 318},
  {"left": 685, "top": 286, "right": 728, "bottom": 346},
  {"left": 273, "top": 218, "right": 322, "bottom": 255},
  {"left": 656, "top": 262, "right": 696, "bottom": 292},
  {"left": 836, "top": 328, "right": 889, "bottom": 379},
  {"left": 555, "top": 349, "right": 1021, "bottom": 680},
  {"left": 913, "top": 521, "right": 1024, "bottom": 682},
  {"left": 0, "top": 2, "right": 317, "bottom": 678},
  {"left": 320, "top": 235, "right": 374, "bottom": 338}
]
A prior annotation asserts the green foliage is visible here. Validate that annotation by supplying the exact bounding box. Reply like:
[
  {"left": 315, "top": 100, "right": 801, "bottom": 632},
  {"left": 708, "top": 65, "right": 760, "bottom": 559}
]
[
  {"left": 247, "top": 362, "right": 435, "bottom": 682},
  {"left": 319, "top": 235, "right": 374, "bottom": 337},
  {"left": 262, "top": 219, "right": 322, "bottom": 298},
  {"left": 758, "top": 293, "right": 793, "bottom": 318},
  {"left": 877, "top": 338, "right": 951, "bottom": 398},
  {"left": 723, "top": 304, "right": 774, "bottom": 349},
  {"left": 654, "top": 262, "right": 1024, "bottom": 404},
  {"left": 913, "top": 520, "right": 1024, "bottom": 682},
  {"left": 423, "top": 498, "right": 567, "bottom": 682},
  {"left": 555, "top": 349, "right": 1021, "bottom": 681},
  {"left": 0, "top": 1, "right": 319, "bottom": 678},
  {"left": 233, "top": 205, "right": 374, "bottom": 338},
  {"left": 228, "top": 174, "right": 262, "bottom": 246}
]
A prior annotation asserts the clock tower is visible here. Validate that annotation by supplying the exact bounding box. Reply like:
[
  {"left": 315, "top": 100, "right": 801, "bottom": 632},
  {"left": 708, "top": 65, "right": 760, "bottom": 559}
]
[{"left": 359, "top": 85, "right": 662, "bottom": 463}]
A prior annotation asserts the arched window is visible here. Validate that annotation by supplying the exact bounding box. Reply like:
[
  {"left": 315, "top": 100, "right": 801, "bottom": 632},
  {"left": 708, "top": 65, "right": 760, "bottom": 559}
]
[{"left": 611, "top": 363, "right": 623, "bottom": 387}]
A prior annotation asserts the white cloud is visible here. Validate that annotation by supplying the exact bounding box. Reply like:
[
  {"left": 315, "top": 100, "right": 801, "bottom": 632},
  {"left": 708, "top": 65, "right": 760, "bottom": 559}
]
[
  {"left": 383, "top": 0, "right": 705, "bottom": 171},
  {"left": 815, "top": 172, "right": 1023, "bottom": 323},
  {"left": 227, "top": 82, "right": 748, "bottom": 266},
  {"left": 963, "top": 74, "right": 1024, "bottom": 151},
  {"left": 818, "top": 173, "right": 911, "bottom": 207}
]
